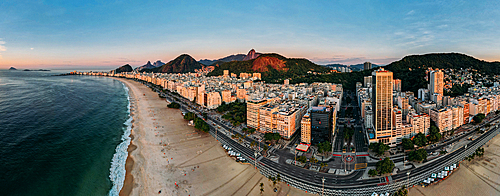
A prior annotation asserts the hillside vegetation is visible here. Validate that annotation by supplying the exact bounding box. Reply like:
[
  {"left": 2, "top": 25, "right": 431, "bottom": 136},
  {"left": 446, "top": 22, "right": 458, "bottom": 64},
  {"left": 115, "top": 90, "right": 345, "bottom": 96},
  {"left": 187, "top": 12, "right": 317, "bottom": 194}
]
[
  {"left": 207, "top": 53, "right": 330, "bottom": 83},
  {"left": 292, "top": 53, "right": 500, "bottom": 93}
]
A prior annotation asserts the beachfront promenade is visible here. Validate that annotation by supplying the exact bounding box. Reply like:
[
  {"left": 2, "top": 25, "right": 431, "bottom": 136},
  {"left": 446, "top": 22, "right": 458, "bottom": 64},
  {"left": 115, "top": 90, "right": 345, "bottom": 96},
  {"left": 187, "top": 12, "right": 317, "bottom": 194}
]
[{"left": 147, "top": 77, "right": 500, "bottom": 195}]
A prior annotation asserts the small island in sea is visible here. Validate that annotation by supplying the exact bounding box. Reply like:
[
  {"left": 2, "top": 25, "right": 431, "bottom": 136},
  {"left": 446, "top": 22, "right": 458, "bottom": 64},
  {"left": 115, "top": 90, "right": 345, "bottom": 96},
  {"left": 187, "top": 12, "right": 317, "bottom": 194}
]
[{"left": 9, "top": 67, "right": 17, "bottom": 70}]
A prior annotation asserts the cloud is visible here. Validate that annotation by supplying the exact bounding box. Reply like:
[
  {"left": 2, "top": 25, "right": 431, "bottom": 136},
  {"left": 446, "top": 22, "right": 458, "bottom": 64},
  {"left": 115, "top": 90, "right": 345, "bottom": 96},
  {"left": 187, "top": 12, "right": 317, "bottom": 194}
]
[
  {"left": 407, "top": 10, "right": 415, "bottom": 15},
  {"left": 117, "top": 58, "right": 140, "bottom": 63},
  {"left": 0, "top": 38, "right": 6, "bottom": 59},
  {"left": 437, "top": 24, "right": 448, "bottom": 28},
  {"left": 311, "top": 56, "right": 399, "bottom": 65}
]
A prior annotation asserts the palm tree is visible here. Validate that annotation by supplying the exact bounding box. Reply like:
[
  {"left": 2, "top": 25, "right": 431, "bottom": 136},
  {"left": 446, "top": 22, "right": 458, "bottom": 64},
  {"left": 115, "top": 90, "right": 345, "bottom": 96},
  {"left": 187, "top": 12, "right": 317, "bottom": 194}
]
[
  {"left": 259, "top": 182, "right": 264, "bottom": 194},
  {"left": 276, "top": 174, "right": 281, "bottom": 183},
  {"left": 320, "top": 162, "right": 328, "bottom": 169}
]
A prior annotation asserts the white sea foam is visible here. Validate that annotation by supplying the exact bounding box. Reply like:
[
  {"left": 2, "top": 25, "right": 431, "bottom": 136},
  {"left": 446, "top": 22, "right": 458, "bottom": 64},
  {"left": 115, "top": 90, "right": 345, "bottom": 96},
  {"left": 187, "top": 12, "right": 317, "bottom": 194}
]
[{"left": 108, "top": 84, "right": 132, "bottom": 196}]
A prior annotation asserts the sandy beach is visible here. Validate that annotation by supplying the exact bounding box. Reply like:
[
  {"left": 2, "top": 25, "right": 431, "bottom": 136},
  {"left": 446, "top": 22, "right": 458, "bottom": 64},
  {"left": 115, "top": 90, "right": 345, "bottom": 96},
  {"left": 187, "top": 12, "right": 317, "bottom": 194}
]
[
  {"left": 410, "top": 132, "right": 500, "bottom": 196},
  {"left": 114, "top": 78, "right": 311, "bottom": 196}
]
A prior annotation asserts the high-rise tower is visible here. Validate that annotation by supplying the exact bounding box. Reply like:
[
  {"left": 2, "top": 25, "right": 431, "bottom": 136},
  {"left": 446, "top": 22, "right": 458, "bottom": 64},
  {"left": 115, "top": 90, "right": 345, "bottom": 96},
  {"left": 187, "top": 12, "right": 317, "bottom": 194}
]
[
  {"left": 364, "top": 62, "right": 372, "bottom": 70},
  {"left": 372, "top": 68, "right": 393, "bottom": 143},
  {"left": 430, "top": 70, "right": 444, "bottom": 95}
]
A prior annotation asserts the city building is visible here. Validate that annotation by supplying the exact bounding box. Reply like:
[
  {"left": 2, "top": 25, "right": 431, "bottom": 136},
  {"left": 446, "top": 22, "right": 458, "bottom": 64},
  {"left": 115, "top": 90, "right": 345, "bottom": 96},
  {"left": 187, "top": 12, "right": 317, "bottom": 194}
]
[
  {"left": 363, "top": 76, "right": 372, "bottom": 87},
  {"left": 372, "top": 68, "right": 394, "bottom": 144},
  {"left": 301, "top": 112, "right": 311, "bottom": 144},
  {"left": 407, "top": 112, "right": 430, "bottom": 136},
  {"left": 430, "top": 107, "right": 453, "bottom": 134},
  {"left": 364, "top": 62, "right": 372, "bottom": 70},
  {"left": 430, "top": 70, "right": 444, "bottom": 95},
  {"left": 393, "top": 79, "right": 402, "bottom": 92},
  {"left": 310, "top": 106, "right": 333, "bottom": 144},
  {"left": 247, "top": 99, "right": 268, "bottom": 130}
]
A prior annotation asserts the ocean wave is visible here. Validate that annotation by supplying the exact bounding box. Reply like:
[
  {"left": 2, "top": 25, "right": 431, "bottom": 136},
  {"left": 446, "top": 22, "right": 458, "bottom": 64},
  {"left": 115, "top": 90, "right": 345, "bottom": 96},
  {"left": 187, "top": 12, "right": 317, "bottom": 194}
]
[{"left": 108, "top": 84, "right": 132, "bottom": 196}]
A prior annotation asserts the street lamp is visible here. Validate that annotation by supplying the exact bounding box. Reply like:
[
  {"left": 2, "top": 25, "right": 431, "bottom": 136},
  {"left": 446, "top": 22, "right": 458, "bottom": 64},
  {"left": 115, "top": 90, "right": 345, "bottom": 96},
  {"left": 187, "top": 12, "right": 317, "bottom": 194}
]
[
  {"left": 254, "top": 151, "right": 258, "bottom": 169},
  {"left": 322, "top": 177, "right": 325, "bottom": 196},
  {"left": 407, "top": 171, "right": 411, "bottom": 191}
]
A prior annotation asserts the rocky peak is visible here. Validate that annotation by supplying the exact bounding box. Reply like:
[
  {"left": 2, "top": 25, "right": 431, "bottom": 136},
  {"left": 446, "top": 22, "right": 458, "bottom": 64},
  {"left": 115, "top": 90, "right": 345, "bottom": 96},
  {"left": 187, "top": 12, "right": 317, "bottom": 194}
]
[{"left": 242, "top": 49, "right": 261, "bottom": 61}]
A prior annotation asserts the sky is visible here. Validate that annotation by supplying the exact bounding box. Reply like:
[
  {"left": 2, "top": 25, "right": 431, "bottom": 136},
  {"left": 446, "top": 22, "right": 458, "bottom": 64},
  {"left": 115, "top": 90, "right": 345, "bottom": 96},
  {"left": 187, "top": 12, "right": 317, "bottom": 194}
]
[{"left": 0, "top": 0, "right": 499, "bottom": 69}]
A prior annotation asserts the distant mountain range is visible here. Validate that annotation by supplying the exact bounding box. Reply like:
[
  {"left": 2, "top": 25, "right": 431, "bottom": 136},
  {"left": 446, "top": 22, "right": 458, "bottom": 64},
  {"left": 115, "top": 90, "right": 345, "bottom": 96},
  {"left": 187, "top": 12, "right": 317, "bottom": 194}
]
[
  {"left": 322, "top": 63, "right": 383, "bottom": 71},
  {"left": 198, "top": 49, "right": 261, "bottom": 65},
  {"left": 134, "top": 60, "right": 165, "bottom": 71},
  {"left": 199, "top": 54, "right": 246, "bottom": 65},
  {"left": 142, "top": 54, "right": 203, "bottom": 73}
]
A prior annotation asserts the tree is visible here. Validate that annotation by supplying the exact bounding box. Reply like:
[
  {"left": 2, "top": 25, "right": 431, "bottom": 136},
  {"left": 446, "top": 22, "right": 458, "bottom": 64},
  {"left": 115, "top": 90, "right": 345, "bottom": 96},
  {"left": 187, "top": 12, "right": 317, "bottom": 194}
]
[
  {"left": 259, "top": 182, "right": 264, "bottom": 194},
  {"left": 368, "top": 169, "right": 378, "bottom": 177},
  {"left": 412, "top": 133, "right": 428, "bottom": 147},
  {"left": 473, "top": 113, "right": 486, "bottom": 124},
  {"left": 393, "top": 185, "right": 409, "bottom": 196},
  {"left": 401, "top": 138, "right": 414, "bottom": 150},
  {"left": 344, "top": 127, "right": 355, "bottom": 141},
  {"left": 264, "top": 133, "right": 281, "bottom": 144},
  {"left": 320, "top": 162, "right": 328, "bottom": 169},
  {"left": 408, "top": 149, "right": 427, "bottom": 162},
  {"left": 310, "top": 157, "right": 318, "bottom": 164},
  {"left": 276, "top": 174, "right": 281, "bottom": 183},
  {"left": 183, "top": 112, "right": 196, "bottom": 121},
  {"left": 369, "top": 142, "right": 390, "bottom": 156},
  {"left": 376, "top": 157, "right": 395, "bottom": 175},
  {"left": 317, "top": 141, "right": 332, "bottom": 153},
  {"left": 297, "top": 156, "right": 307, "bottom": 163},
  {"left": 167, "top": 102, "right": 180, "bottom": 108},
  {"left": 263, "top": 145, "right": 268, "bottom": 151},
  {"left": 248, "top": 128, "right": 256, "bottom": 134},
  {"left": 428, "top": 125, "right": 442, "bottom": 143}
]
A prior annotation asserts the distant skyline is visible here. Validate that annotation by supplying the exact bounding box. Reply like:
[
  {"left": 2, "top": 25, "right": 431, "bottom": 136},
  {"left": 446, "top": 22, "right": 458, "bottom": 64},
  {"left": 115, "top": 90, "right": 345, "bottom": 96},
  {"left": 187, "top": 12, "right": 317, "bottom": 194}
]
[{"left": 1, "top": 0, "right": 499, "bottom": 69}]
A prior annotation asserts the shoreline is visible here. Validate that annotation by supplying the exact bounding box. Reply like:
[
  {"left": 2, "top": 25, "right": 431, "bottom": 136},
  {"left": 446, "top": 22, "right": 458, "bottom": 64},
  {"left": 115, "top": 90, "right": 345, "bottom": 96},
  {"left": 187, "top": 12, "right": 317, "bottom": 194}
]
[
  {"left": 111, "top": 78, "right": 137, "bottom": 196},
  {"left": 109, "top": 77, "right": 309, "bottom": 196}
]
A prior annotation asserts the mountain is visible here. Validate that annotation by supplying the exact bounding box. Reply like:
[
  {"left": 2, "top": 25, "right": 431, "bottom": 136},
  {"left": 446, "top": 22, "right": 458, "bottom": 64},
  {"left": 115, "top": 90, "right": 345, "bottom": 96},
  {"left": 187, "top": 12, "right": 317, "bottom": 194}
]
[
  {"left": 385, "top": 53, "right": 500, "bottom": 73},
  {"left": 9, "top": 67, "right": 17, "bottom": 70},
  {"left": 383, "top": 53, "right": 500, "bottom": 94},
  {"left": 134, "top": 61, "right": 155, "bottom": 71},
  {"left": 114, "top": 64, "right": 133, "bottom": 73},
  {"left": 291, "top": 52, "right": 500, "bottom": 92},
  {"left": 207, "top": 53, "right": 330, "bottom": 83},
  {"left": 242, "top": 49, "right": 261, "bottom": 61},
  {"left": 199, "top": 54, "right": 246, "bottom": 65},
  {"left": 198, "top": 49, "right": 262, "bottom": 65},
  {"left": 144, "top": 54, "right": 203, "bottom": 73},
  {"left": 153, "top": 60, "right": 165, "bottom": 67},
  {"left": 133, "top": 60, "right": 165, "bottom": 71},
  {"left": 322, "top": 63, "right": 381, "bottom": 71}
]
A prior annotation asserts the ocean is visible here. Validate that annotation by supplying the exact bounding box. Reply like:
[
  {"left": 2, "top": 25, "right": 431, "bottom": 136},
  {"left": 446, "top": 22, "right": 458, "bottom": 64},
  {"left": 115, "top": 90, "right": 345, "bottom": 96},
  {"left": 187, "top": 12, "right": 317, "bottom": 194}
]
[{"left": 0, "top": 70, "right": 131, "bottom": 196}]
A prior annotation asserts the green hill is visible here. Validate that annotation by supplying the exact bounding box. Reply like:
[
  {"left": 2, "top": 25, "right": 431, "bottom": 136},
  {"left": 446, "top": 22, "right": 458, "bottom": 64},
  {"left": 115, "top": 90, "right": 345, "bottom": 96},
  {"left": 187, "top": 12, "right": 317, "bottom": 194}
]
[
  {"left": 113, "top": 64, "right": 133, "bottom": 73},
  {"left": 143, "top": 54, "right": 202, "bottom": 73},
  {"left": 207, "top": 53, "right": 330, "bottom": 83},
  {"left": 291, "top": 53, "right": 500, "bottom": 93}
]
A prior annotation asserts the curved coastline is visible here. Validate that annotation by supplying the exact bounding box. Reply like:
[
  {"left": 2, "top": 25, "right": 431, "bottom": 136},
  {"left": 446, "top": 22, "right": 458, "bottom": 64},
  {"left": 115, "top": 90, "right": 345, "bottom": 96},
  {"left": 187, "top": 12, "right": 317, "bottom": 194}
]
[{"left": 108, "top": 83, "right": 133, "bottom": 196}]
